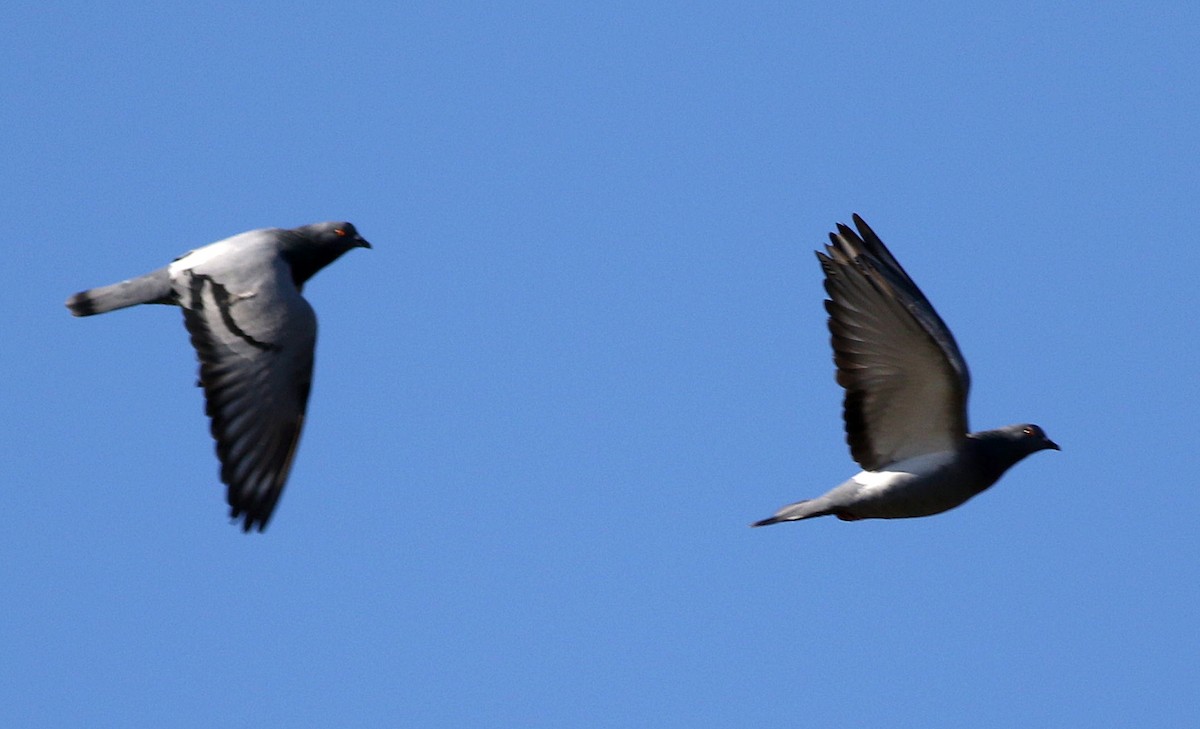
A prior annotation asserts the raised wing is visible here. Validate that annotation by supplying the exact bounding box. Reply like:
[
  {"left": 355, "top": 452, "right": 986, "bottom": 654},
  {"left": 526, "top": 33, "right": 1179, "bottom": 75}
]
[
  {"left": 175, "top": 262, "right": 316, "bottom": 531},
  {"left": 819, "top": 214, "right": 971, "bottom": 470}
]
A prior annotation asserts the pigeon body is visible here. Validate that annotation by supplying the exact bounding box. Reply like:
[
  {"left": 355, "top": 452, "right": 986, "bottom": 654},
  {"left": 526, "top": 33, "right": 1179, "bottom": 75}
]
[
  {"left": 67, "top": 222, "right": 370, "bottom": 531},
  {"left": 753, "top": 215, "right": 1057, "bottom": 527}
]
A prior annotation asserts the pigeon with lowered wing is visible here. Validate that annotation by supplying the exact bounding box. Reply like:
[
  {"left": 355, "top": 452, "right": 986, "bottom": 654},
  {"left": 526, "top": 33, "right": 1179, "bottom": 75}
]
[
  {"left": 753, "top": 215, "right": 1057, "bottom": 527},
  {"left": 67, "top": 222, "right": 371, "bottom": 531}
]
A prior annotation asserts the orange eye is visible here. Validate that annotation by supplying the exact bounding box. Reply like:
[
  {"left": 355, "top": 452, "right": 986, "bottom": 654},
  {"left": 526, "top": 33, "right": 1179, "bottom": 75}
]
[{"left": 335, "top": 228, "right": 346, "bottom": 237}]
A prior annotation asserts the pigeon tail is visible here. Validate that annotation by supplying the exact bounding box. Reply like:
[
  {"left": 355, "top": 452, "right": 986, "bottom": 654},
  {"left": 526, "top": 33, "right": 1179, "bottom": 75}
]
[
  {"left": 750, "top": 515, "right": 784, "bottom": 527},
  {"left": 750, "top": 499, "right": 835, "bottom": 527},
  {"left": 66, "top": 268, "right": 173, "bottom": 317}
]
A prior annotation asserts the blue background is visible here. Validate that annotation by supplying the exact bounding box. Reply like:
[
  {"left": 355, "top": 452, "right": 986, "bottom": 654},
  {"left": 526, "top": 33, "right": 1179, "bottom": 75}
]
[{"left": 4, "top": 2, "right": 1197, "bottom": 726}]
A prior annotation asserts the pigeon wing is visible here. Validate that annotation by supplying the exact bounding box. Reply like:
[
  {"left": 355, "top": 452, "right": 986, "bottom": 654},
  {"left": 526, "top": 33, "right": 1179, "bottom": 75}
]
[
  {"left": 819, "top": 214, "right": 971, "bottom": 470},
  {"left": 175, "top": 261, "right": 316, "bottom": 531}
]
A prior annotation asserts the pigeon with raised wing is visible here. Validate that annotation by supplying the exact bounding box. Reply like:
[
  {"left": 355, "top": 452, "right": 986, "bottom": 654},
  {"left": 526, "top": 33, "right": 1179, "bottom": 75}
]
[
  {"left": 753, "top": 215, "right": 1057, "bottom": 527},
  {"left": 67, "top": 222, "right": 371, "bottom": 532}
]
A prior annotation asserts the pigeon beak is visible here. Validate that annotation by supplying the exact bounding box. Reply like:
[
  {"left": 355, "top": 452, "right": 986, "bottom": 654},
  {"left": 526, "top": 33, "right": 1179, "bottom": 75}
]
[
  {"left": 354, "top": 235, "right": 372, "bottom": 249},
  {"left": 1044, "top": 437, "right": 1061, "bottom": 451}
]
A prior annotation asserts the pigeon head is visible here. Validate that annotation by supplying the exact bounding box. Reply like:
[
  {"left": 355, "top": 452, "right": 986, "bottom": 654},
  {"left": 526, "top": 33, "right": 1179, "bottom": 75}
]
[
  {"left": 977, "top": 423, "right": 1059, "bottom": 453},
  {"left": 967, "top": 423, "right": 1059, "bottom": 483},
  {"left": 1017, "top": 423, "right": 1059, "bottom": 452},
  {"left": 281, "top": 221, "right": 371, "bottom": 287}
]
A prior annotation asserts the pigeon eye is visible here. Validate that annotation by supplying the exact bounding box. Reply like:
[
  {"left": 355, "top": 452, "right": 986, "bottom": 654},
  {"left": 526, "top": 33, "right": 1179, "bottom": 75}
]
[
  {"left": 1022, "top": 426, "right": 1036, "bottom": 436},
  {"left": 334, "top": 228, "right": 347, "bottom": 237}
]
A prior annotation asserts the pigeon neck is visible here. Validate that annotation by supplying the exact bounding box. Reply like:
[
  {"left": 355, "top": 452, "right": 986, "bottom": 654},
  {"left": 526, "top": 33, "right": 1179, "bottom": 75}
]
[
  {"left": 965, "top": 434, "right": 1036, "bottom": 487},
  {"left": 282, "top": 244, "right": 354, "bottom": 289}
]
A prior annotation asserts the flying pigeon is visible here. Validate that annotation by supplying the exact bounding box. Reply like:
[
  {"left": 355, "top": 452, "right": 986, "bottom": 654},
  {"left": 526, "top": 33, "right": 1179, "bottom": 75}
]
[
  {"left": 752, "top": 214, "right": 1057, "bottom": 527},
  {"left": 66, "top": 222, "right": 371, "bottom": 532}
]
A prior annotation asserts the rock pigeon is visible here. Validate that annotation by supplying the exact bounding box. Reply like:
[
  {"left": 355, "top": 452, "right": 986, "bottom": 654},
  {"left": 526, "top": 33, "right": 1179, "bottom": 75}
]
[
  {"left": 752, "top": 214, "right": 1057, "bottom": 527},
  {"left": 66, "top": 222, "right": 371, "bottom": 532}
]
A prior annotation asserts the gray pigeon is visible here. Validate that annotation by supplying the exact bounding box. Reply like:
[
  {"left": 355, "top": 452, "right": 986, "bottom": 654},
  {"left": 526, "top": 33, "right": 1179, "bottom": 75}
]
[
  {"left": 752, "top": 214, "right": 1057, "bottom": 527},
  {"left": 67, "top": 222, "right": 371, "bottom": 532}
]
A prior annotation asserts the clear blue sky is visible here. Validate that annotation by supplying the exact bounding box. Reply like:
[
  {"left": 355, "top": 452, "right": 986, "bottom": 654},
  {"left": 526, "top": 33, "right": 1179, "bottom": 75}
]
[{"left": 4, "top": 2, "right": 1198, "bottom": 727}]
